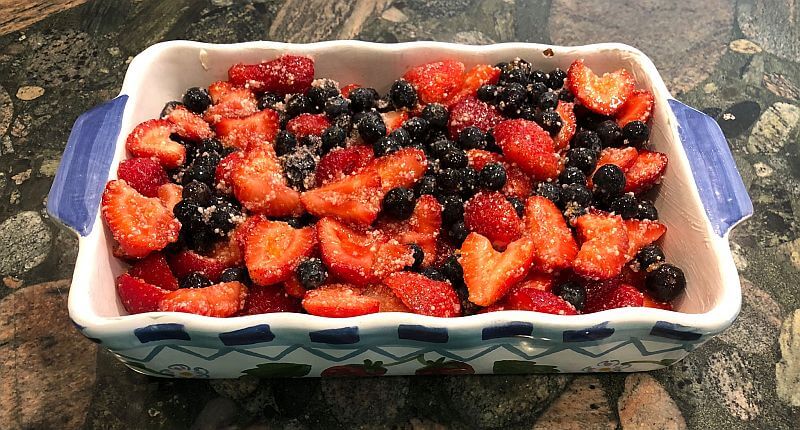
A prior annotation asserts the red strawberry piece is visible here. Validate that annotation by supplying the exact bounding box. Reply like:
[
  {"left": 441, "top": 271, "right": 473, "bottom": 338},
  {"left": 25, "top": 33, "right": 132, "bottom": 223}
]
[
  {"left": 583, "top": 279, "right": 621, "bottom": 313},
  {"left": 340, "top": 84, "right": 361, "bottom": 98},
  {"left": 403, "top": 60, "right": 466, "bottom": 105},
  {"left": 566, "top": 59, "right": 635, "bottom": 115},
  {"left": 553, "top": 101, "right": 577, "bottom": 152},
  {"left": 466, "top": 149, "right": 533, "bottom": 198},
  {"left": 208, "top": 81, "right": 237, "bottom": 104},
  {"left": 315, "top": 145, "right": 374, "bottom": 186},
  {"left": 623, "top": 150, "right": 668, "bottom": 194},
  {"left": 433, "top": 238, "right": 457, "bottom": 267},
  {"left": 243, "top": 219, "right": 316, "bottom": 286},
  {"left": 503, "top": 287, "right": 577, "bottom": 315},
  {"left": 117, "top": 273, "right": 168, "bottom": 314},
  {"left": 159, "top": 281, "right": 248, "bottom": 317},
  {"left": 383, "top": 272, "right": 462, "bottom": 317},
  {"left": 125, "top": 119, "right": 186, "bottom": 168},
  {"left": 361, "top": 284, "right": 411, "bottom": 312},
  {"left": 589, "top": 146, "right": 638, "bottom": 188},
  {"left": 283, "top": 276, "right": 307, "bottom": 299},
  {"left": 381, "top": 110, "right": 410, "bottom": 133},
  {"left": 592, "top": 283, "right": 643, "bottom": 312},
  {"left": 302, "top": 284, "right": 380, "bottom": 317},
  {"left": 624, "top": 219, "right": 666, "bottom": 260},
  {"left": 101, "top": 180, "right": 180, "bottom": 258},
  {"left": 573, "top": 213, "right": 629, "bottom": 280},
  {"left": 215, "top": 109, "right": 280, "bottom": 150},
  {"left": 321, "top": 360, "right": 388, "bottom": 377},
  {"left": 445, "top": 64, "right": 501, "bottom": 107},
  {"left": 447, "top": 96, "right": 504, "bottom": 140},
  {"left": 116, "top": 157, "right": 169, "bottom": 198},
  {"left": 301, "top": 168, "right": 383, "bottom": 226},
  {"left": 157, "top": 183, "right": 182, "bottom": 213},
  {"left": 377, "top": 195, "right": 442, "bottom": 267},
  {"left": 164, "top": 104, "right": 214, "bottom": 141},
  {"left": 168, "top": 249, "right": 233, "bottom": 282},
  {"left": 615, "top": 89, "right": 655, "bottom": 127},
  {"left": 228, "top": 55, "right": 314, "bottom": 95},
  {"left": 209, "top": 236, "right": 245, "bottom": 267},
  {"left": 204, "top": 86, "right": 259, "bottom": 125},
  {"left": 129, "top": 252, "right": 179, "bottom": 291},
  {"left": 232, "top": 145, "right": 303, "bottom": 216},
  {"left": 459, "top": 233, "right": 535, "bottom": 306},
  {"left": 464, "top": 191, "right": 523, "bottom": 249},
  {"left": 286, "top": 113, "right": 331, "bottom": 139},
  {"left": 241, "top": 284, "right": 302, "bottom": 314},
  {"left": 515, "top": 272, "right": 555, "bottom": 292},
  {"left": 643, "top": 293, "right": 673, "bottom": 311},
  {"left": 524, "top": 196, "right": 579, "bottom": 273},
  {"left": 215, "top": 150, "right": 245, "bottom": 194},
  {"left": 371, "top": 147, "right": 428, "bottom": 191},
  {"left": 493, "top": 119, "right": 560, "bottom": 181}
]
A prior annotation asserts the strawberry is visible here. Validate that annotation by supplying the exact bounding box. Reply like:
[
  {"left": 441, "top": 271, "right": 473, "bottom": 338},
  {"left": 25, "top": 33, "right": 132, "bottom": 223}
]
[
  {"left": 583, "top": 279, "right": 621, "bottom": 313},
  {"left": 302, "top": 284, "right": 380, "bottom": 317},
  {"left": 116, "top": 157, "right": 169, "bottom": 198},
  {"left": 241, "top": 284, "right": 302, "bottom": 314},
  {"left": 157, "top": 183, "right": 182, "bottom": 213},
  {"left": 164, "top": 104, "right": 214, "bottom": 141},
  {"left": 643, "top": 293, "right": 673, "bottom": 311},
  {"left": 232, "top": 145, "right": 303, "bottom": 216},
  {"left": 524, "top": 196, "right": 579, "bottom": 273},
  {"left": 204, "top": 86, "right": 259, "bottom": 125},
  {"left": 459, "top": 233, "right": 535, "bottom": 306},
  {"left": 128, "top": 252, "right": 179, "bottom": 291},
  {"left": 464, "top": 191, "right": 523, "bottom": 249},
  {"left": 215, "top": 150, "right": 245, "bottom": 194},
  {"left": 377, "top": 195, "right": 442, "bottom": 267},
  {"left": 615, "top": 89, "right": 655, "bottom": 127},
  {"left": 371, "top": 147, "right": 428, "bottom": 191},
  {"left": 101, "top": 180, "right": 180, "bottom": 258},
  {"left": 208, "top": 81, "right": 237, "bottom": 103},
  {"left": 383, "top": 272, "right": 461, "bottom": 317},
  {"left": 566, "top": 59, "right": 635, "bottom": 115},
  {"left": 315, "top": 145, "right": 374, "bottom": 186},
  {"left": 340, "top": 84, "right": 360, "bottom": 98},
  {"left": 515, "top": 272, "right": 555, "bottom": 293},
  {"left": 573, "top": 213, "right": 629, "bottom": 280},
  {"left": 553, "top": 102, "right": 576, "bottom": 152},
  {"left": 228, "top": 55, "right": 314, "bottom": 95},
  {"left": 403, "top": 60, "right": 465, "bottom": 105},
  {"left": 502, "top": 287, "right": 577, "bottom": 315},
  {"left": 317, "top": 217, "right": 413, "bottom": 285},
  {"left": 125, "top": 119, "right": 186, "bottom": 168},
  {"left": 447, "top": 96, "right": 504, "bottom": 140},
  {"left": 623, "top": 150, "right": 668, "bottom": 194},
  {"left": 209, "top": 235, "right": 244, "bottom": 267},
  {"left": 117, "top": 273, "right": 168, "bottom": 314},
  {"left": 588, "top": 146, "right": 638, "bottom": 188},
  {"left": 466, "top": 149, "right": 533, "bottom": 198},
  {"left": 493, "top": 119, "right": 560, "bottom": 181},
  {"left": 300, "top": 168, "right": 383, "bottom": 226},
  {"left": 283, "top": 276, "right": 306, "bottom": 298},
  {"left": 215, "top": 109, "right": 280, "bottom": 150},
  {"left": 285, "top": 113, "right": 331, "bottom": 139},
  {"left": 361, "top": 284, "right": 411, "bottom": 312},
  {"left": 168, "top": 249, "right": 234, "bottom": 282},
  {"left": 243, "top": 219, "right": 317, "bottom": 286},
  {"left": 159, "top": 281, "right": 248, "bottom": 317},
  {"left": 381, "top": 110, "right": 409, "bottom": 133},
  {"left": 445, "top": 64, "right": 501, "bottom": 107},
  {"left": 585, "top": 283, "right": 643, "bottom": 313},
  {"left": 624, "top": 219, "right": 666, "bottom": 260}
]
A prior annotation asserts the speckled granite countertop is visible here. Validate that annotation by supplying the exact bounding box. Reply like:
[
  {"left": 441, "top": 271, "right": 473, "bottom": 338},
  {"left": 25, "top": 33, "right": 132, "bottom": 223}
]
[{"left": 0, "top": 1, "right": 798, "bottom": 429}]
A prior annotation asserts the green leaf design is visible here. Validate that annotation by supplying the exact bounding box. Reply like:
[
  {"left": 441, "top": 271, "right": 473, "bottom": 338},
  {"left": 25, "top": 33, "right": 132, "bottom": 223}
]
[
  {"left": 242, "top": 362, "right": 312, "bottom": 378},
  {"left": 492, "top": 360, "right": 560, "bottom": 374}
]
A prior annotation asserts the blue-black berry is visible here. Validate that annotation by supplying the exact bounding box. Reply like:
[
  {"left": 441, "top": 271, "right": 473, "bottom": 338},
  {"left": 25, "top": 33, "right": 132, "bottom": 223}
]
[
  {"left": 560, "top": 183, "right": 593, "bottom": 209},
  {"left": 596, "top": 120, "right": 623, "bottom": 147},
  {"left": 321, "top": 126, "right": 347, "bottom": 152},
  {"left": 459, "top": 167, "right": 479, "bottom": 198},
  {"left": 479, "top": 163, "right": 507, "bottom": 191},
  {"left": 407, "top": 244, "right": 425, "bottom": 271},
  {"left": 537, "top": 91, "right": 559, "bottom": 110},
  {"left": 554, "top": 281, "right": 586, "bottom": 310},
  {"left": 180, "top": 272, "right": 211, "bottom": 289},
  {"left": 571, "top": 130, "right": 602, "bottom": 152},
  {"left": 440, "top": 194, "right": 465, "bottom": 224},
  {"left": 420, "top": 267, "right": 448, "bottom": 282},
  {"left": 559, "top": 166, "right": 587, "bottom": 186},
  {"left": 448, "top": 221, "right": 470, "bottom": 246},
  {"left": 499, "top": 83, "right": 527, "bottom": 117},
  {"left": 609, "top": 194, "right": 639, "bottom": 219},
  {"left": 285, "top": 94, "right": 312, "bottom": 118},
  {"left": 592, "top": 164, "right": 626, "bottom": 198},
  {"left": 636, "top": 244, "right": 665, "bottom": 271},
  {"left": 296, "top": 257, "right": 328, "bottom": 289},
  {"left": 308, "top": 82, "right": 339, "bottom": 112},
  {"left": 402, "top": 117, "right": 430, "bottom": 143},
  {"left": 421, "top": 103, "right": 449, "bottom": 129},
  {"left": 507, "top": 196, "right": 525, "bottom": 217},
  {"left": 221, "top": 267, "right": 251, "bottom": 284},
  {"left": 439, "top": 254, "right": 463, "bottom": 285},
  {"left": 458, "top": 126, "right": 486, "bottom": 150},
  {"left": 274, "top": 130, "right": 297, "bottom": 156},
  {"left": 538, "top": 109, "right": 563, "bottom": 135},
  {"left": 536, "top": 182, "right": 561, "bottom": 206},
  {"left": 566, "top": 147, "right": 598, "bottom": 174},
  {"left": 348, "top": 87, "right": 379, "bottom": 112},
  {"left": 182, "top": 87, "right": 212, "bottom": 114},
  {"left": 548, "top": 68, "right": 567, "bottom": 89},
  {"left": 382, "top": 187, "right": 416, "bottom": 219},
  {"left": 373, "top": 136, "right": 400, "bottom": 157},
  {"left": 645, "top": 263, "right": 685, "bottom": 301},
  {"left": 623, "top": 120, "right": 650, "bottom": 145},
  {"left": 441, "top": 149, "right": 468, "bottom": 169},
  {"left": 636, "top": 199, "right": 659, "bottom": 220},
  {"left": 324, "top": 96, "right": 350, "bottom": 118},
  {"left": 437, "top": 168, "right": 462, "bottom": 195},
  {"left": 182, "top": 180, "right": 213, "bottom": 205},
  {"left": 390, "top": 79, "right": 417, "bottom": 109},
  {"left": 415, "top": 175, "right": 437, "bottom": 197},
  {"left": 477, "top": 84, "right": 499, "bottom": 103},
  {"left": 358, "top": 111, "right": 387, "bottom": 144}
]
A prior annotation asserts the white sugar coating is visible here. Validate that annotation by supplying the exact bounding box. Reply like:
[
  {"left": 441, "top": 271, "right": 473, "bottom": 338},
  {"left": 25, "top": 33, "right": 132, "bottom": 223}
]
[{"left": 312, "top": 78, "right": 340, "bottom": 89}]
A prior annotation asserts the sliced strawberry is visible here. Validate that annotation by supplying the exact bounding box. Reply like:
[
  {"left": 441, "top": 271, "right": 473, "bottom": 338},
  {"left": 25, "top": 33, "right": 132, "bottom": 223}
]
[
  {"left": 340, "top": 84, "right": 360, "bottom": 98},
  {"left": 168, "top": 249, "right": 233, "bottom": 282},
  {"left": 383, "top": 272, "right": 461, "bottom": 317},
  {"left": 302, "top": 284, "right": 380, "bottom": 317},
  {"left": 125, "top": 119, "right": 186, "bottom": 168},
  {"left": 215, "top": 109, "right": 280, "bottom": 150},
  {"left": 447, "top": 96, "right": 504, "bottom": 140},
  {"left": 215, "top": 150, "right": 245, "bottom": 194},
  {"left": 381, "top": 110, "right": 410, "bottom": 133},
  {"left": 553, "top": 102, "right": 577, "bottom": 152},
  {"left": 514, "top": 272, "right": 555, "bottom": 293},
  {"left": 493, "top": 119, "right": 560, "bottom": 181},
  {"left": 466, "top": 149, "right": 533, "bottom": 198},
  {"left": 116, "top": 157, "right": 169, "bottom": 198},
  {"left": 403, "top": 60, "right": 465, "bottom": 105},
  {"left": 583, "top": 279, "right": 622, "bottom": 313},
  {"left": 624, "top": 219, "right": 666, "bottom": 260},
  {"left": 445, "top": 64, "right": 501, "bottom": 107},
  {"left": 159, "top": 281, "right": 248, "bottom": 317},
  {"left": 232, "top": 145, "right": 303, "bottom": 216},
  {"left": 589, "top": 146, "right": 638, "bottom": 188},
  {"left": 315, "top": 145, "right": 374, "bottom": 186},
  {"left": 464, "top": 191, "right": 523, "bottom": 249},
  {"left": 623, "top": 150, "right": 668, "bottom": 194},
  {"left": 377, "top": 195, "right": 442, "bottom": 267},
  {"left": 502, "top": 287, "right": 577, "bottom": 315},
  {"left": 243, "top": 219, "right": 316, "bottom": 286},
  {"left": 286, "top": 113, "right": 331, "bottom": 139},
  {"left": 361, "top": 284, "right": 411, "bottom": 312},
  {"left": 585, "top": 283, "right": 643, "bottom": 313},
  {"left": 643, "top": 293, "right": 673, "bottom": 311},
  {"left": 283, "top": 276, "right": 306, "bottom": 299},
  {"left": 101, "top": 180, "right": 180, "bottom": 258},
  {"left": 204, "top": 86, "right": 259, "bottom": 125},
  {"left": 371, "top": 147, "right": 428, "bottom": 191},
  {"left": 301, "top": 168, "right": 383, "bottom": 226},
  {"left": 566, "top": 59, "right": 635, "bottom": 115},
  {"left": 524, "top": 196, "right": 579, "bottom": 273},
  {"left": 129, "top": 252, "right": 179, "bottom": 291},
  {"left": 117, "top": 273, "right": 168, "bottom": 314},
  {"left": 241, "top": 284, "right": 302, "bottom": 314},
  {"left": 228, "top": 55, "right": 314, "bottom": 95},
  {"left": 157, "top": 183, "right": 182, "bottom": 213},
  {"left": 208, "top": 81, "right": 237, "bottom": 104},
  {"left": 208, "top": 236, "right": 244, "bottom": 267},
  {"left": 459, "top": 233, "right": 535, "bottom": 306},
  {"left": 573, "top": 213, "right": 629, "bottom": 280},
  {"left": 615, "top": 89, "right": 655, "bottom": 127},
  {"left": 164, "top": 104, "right": 214, "bottom": 141}
]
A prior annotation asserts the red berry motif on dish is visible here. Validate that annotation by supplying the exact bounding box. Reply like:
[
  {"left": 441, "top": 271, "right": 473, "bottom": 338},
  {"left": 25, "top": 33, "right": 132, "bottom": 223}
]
[
  {"left": 321, "top": 359, "right": 388, "bottom": 377},
  {"left": 415, "top": 356, "right": 475, "bottom": 375}
]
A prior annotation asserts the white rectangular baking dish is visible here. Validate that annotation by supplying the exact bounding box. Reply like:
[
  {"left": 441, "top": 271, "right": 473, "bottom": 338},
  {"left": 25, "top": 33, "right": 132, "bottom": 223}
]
[{"left": 48, "top": 41, "right": 752, "bottom": 377}]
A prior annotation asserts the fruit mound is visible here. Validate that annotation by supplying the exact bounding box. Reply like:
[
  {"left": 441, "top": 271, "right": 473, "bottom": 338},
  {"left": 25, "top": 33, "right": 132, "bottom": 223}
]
[{"left": 102, "top": 54, "right": 685, "bottom": 318}]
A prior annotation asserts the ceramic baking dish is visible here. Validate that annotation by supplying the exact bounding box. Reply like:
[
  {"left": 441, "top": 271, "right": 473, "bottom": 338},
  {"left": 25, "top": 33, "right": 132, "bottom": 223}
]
[{"left": 48, "top": 41, "right": 752, "bottom": 378}]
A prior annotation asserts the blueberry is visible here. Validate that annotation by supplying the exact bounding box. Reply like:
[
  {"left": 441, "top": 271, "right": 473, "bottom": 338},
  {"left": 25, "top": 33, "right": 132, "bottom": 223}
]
[
  {"left": 596, "top": 120, "right": 623, "bottom": 147},
  {"left": 415, "top": 175, "right": 437, "bottom": 197},
  {"left": 438, "top": 255, "right": 464, "bottom": 285},
  {"left": 258, "top": 92, "right": 282, "bottom": 111},
  {"left": 389, "top": 127, "right": 412, "bottom": 148},
  {"left": 559, "top": 166, "right": 587, "bottom": 186},
  {"left": 348, "top": 87, "right": 379, "bottom": 112},
  {"left": 180, "top": 272, "right": 211, "bottom": 289},
  {"left": 448, "top": 221, "right": 470, "bottom": 246},
  {"left": 538, "top": 109, "right": 563, "bottom": 135},
  {"left": 382, "top": 187, "right": 416, "bottom": 219},
  {"left": 183, "top": 87, "right": 212, "bottom": 114},
  {"left": 458, "top": 126, "right": 486, "bottom": 150},
  {"left": 623, "top": 120, "right": 650, "bottom": 145},
  {"left": 636, "top": 199, "right": 659, "bottom": 220},
  {"left": 554, "top": 281, "right": 586, "bottom": 311},
  {"left": 278, "top": 213, "right": 317, "bottom": 228},
  {"left": 537, "top": 91, "right": 559, "bottom": 110},
  {"left": 296, "top": 257, "right": 328, "bottom": 289},
  {"left": 558, "top": 90, "right": 575, "bottom": 102},
  {"left": 479, "top": 163, "right": 507, "bottom": 191},
  {"left": 421, "top": 103, "right": 449, "bottom": 129},
  {"left": 402, "top": 117, "right": 430, "bottom": 143},
  {"left": 274, "top": 130, "right": 298, "bottom": 156},
  {"left": 199, "top": 138, "right": 223, "bottom": 155},
  {"left": 519, "top": 105, "right": 537, "bottom": 121},
  {"left": 358, "top": 111, "right": 387, "bottom": 144},
  {"left": 407, "top": 244, "right": 425, "bottom": 271},
  {"left": 440, "top": 194, "right": 465, "bottom": 224},
  {"left": 566, "top": 147, "right": 599, "bottom": 174},
  {"left": 373, "top": 135, "right": 401, "bottom": 157},
  {"left": 428, "top": 139, "right": 459, "bottom": 159},
  {"left": 389, "top": 79, "right": 417, "bottom": 109},
  {"left": 560, "top": 183, "right": 593, "bottom": 208},
  {"left": 645, "top": 263, "right": 686, "bottom": 301},
  {"left": 283, "top": 151, "right": 316, "bottom": 191},
  {"left": 185, "top": 229, "right": 214, "bottom": 253},
  {"left": 636, "top": 244, "right": 665, "bottom": 271},
  {"left": 332, "top": 113, "right": 353, "bottom": 131},
  {"left": 507, "top": 196, "right": 525, "bottom": 217},
  {"left": 460, "top": 166, "right": 479, "bottom": 198},
  {"left": 499, "top": 83, "right": 527, "bottom": 117},
  {"left": 571, "top": 130, "right": 602, "bottom": 152},
  {"left": 285, "top": 94, "right": 312, "bottom": 118},
  {"left": 220, "top": 267, "right": 251, "bottom": 284},
  {"left": 548, "top": 68, "right": 567, "bottom": 89},
  {"left": 183, "top": 162, "right": 215, "bottom": 185},
  {"left": 441, "top": 149, "right": 468, "bottom": 169},
  {"left": 209, "top": 199, "right": 241, "bottom": 234},
  {"left": 321, "top": 126, "right": 347, "bottom": 152},
  {"left": 484, "top": 130, "right": 500, "bottom": 152},
  {"left": 609, "top": 194, "right": 639, "bottom": 219},
  {"left": 324, "top": 96, "right": 350, "bottom": 118},
  {"left": 500, "top": 68, "right": 529, "bottom": 85},
  {"left": 437, "top": 168, "right": 463, "bottom": 195},
  {"left": 173, "top": 199, "right": 202, "bottom": 226},
  {"left": 160, "top": 101, "right": 182, "bottom": 118},
  {"left": 308, "top": 83, "right": 339, "bottom": 112},
  {"left": 527, "top": 82, "right": 549, "bottom": 101},
  {"left": 592, "top": 164, "right": 626, "bottom": 198},
  {"left": 477, "top": 84, "right": 499, "bottom": 103},
  {"left": 420, "top": 267, "right": 448, "bottom": 282},
  {"left": 182, "top": 180, "right": 212, "bottom": 205},
  {"left": 536, "top": 182, "right": 562, "bottom": 206},
  {"left": 529, "top": 69, "right": 548, "bottom": 84},
  {"left": 376, "top": 96, "right": 394, "bottom": 113}
]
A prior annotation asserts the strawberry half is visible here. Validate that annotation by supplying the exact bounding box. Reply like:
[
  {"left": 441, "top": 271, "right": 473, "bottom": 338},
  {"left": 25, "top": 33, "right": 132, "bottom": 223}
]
[
  {"left": 215, "top": 109, "right": 280, "bottom": 150},
  {"left": 445, "top": 64, "right": 501, "bottom": 108},
  {"left": 467, "top": 149, "right": 533, "bottom": 198},
  {"left": 584, "top": 283, "right": 643, "bottom": 313},
  {"left": 447, "top": 96, "right": 504, "bottom": 140},
  {"left": 623, "top": 150, "right": 668, "bottom": 194},
  {"left": 301, "top": 168, "right": 383, "bottom": 226},
  {"left": 128, "top": 252, "right": 179, "bottom": 291},
  {"left": 615, "top": 89, "right": 655, "bottom": 127},
  {"left": 502, "top": 287, "right": 577, "bottom": 315},
  {"left": 553, "top": 102, "right": 577, "bottom": 152},
  {"left": 243, "top": 219, "right": 317, "bottom": 286},
  {"left": 340, "top": 84, "right": 360, "bottom": 98},
  {"left": 377, "top": 195, "right": 442, "bottom": 267},
  {"left": 117, "top": 273, "right": 168, "bottom": 314},
  {"left": 403, "top": 60, "right": 465, "bottom": 105},
  {"left": 204, "top": 86, "right": 259, "bottom": 125},
  {"left": 283, "top": 276, "right": 306, "bottom": 298},
  {"left": 159, "top": 281, "right": 248, "bottom": 317},
  {"left": 315, "top": 145, "right": 374, "bottom": 186},
  {"left": 157, "top": 183, "right": 182, "bottom": 213},
  {"left": 493, "top": 119, "right": 560, "bottom": 181},
  {"left": 168, "top": 249, "right": 235, "bottom": 283},
  {"left": 215, "top": 150, "right": 245, "bottom": 194},
  {"left": 228, "top": 55, "right": 314, "bottom": 95},
  {"left": 524, "top": 196, "right": 578, "bottom": 273},
  {"left": 573, "top": 213, "right": 629, "bottom": 280},
  {"left": 566, "top": 59, "right": 635, "bottom": 115},
  {"left": 464, "top": 191, "right": 523, "bottom": 249},
  {"left": 515, "top": 272, "right": 555, "bottom": 293},
  {"left": 371, "top": 147, "right": 428, "bottom": 192},
  {"left": 232, "top": 145, "right": 303, "bottom": 216},
  {"left": 383, "top": 272, "right": 461, "bottom": 317},
  {"left": 459, "top": 233, "right": 535, "bottom": 306},
  {"left": 286, "top": 113, "right": 331, "bottom": 139},
  {"left": 302, "top": 284, "right": 380, "bottom": 317},
  {"left": 164, "top": 104, "right": 214, "bottom": 141},
  {"left": 589, "top": 146, "right": 638, "bottom": 188},
  {"left": 101, "top": 180, "right": 180, "bottom": 258},
  {"left": 624, "top": 219, "right": 666, "bottom": 260},
  {"left": 125, "top": 119, "right": 186, "bottom": 169},
  {"left": 382, "top": 110, "right": 410, "bottom": 133},
  {"left": 361, "top": 284, "right": 411, "bottom": 312},
  {"left": 241, "top": 284, "right": 302, "bottom": 314},
  {"left": 116, "top": 157, "right": 169, "bottom": 198}
]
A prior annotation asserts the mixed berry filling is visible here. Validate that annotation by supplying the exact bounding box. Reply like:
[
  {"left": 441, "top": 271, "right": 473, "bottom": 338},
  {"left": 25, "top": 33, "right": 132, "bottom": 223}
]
[{"left": 102, "top": 54, "right": 684, "bottom": 318}]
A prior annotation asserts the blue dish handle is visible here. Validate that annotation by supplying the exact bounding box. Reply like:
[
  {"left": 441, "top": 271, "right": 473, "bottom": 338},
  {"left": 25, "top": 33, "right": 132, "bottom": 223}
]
[
  {"left": 668, "top": 99, "right": 753, "bottom": 237},
  {"left": 47, "top": 95, "right": 128, "bottom": 236}
]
